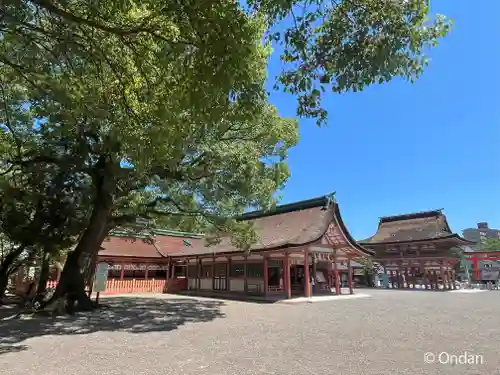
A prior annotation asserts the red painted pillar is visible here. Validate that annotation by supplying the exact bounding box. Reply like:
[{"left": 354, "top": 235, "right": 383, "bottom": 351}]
[
  {"left": 197, "top": 258, "right": 202, "bottom": 291},
  {"left": 144, "top": 265, "right": 149, "bottom": 280},
  {"left": 120, "top": 262, "right": 125, "bottom": 280},
  {"left": 347, "top": 258, "right": 353, "bottom": 294},
  {"left": 284, "top": 253, "right": 291, "bottom": 299},
  {"left": 333, "top": 252, "right": 340, "bottom": 295},
  {"left": 244, "top": 256, "right": 248, "bottom": 294},
  {"left": 212, "top": 256, "right": 216, "bottom": 290},
  {"left": 304, "top": 250, "right": 311, "bottom": 297},
  {"left": 226, "top": 258, "right": 231, "bottom": 291},
  {"left": 439, "top": 262, "right": 444, "bottom": 290},
  {"left": 263, "top": 257, "right": 269, "bottom": 296},
  {"left": 473, "top": 257, "right": 480, "bottom": 281}
]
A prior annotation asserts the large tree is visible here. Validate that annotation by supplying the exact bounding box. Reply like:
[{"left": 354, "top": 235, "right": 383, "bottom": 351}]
[
  {"left": 0, "top": 146, "right": 91, "bottom": 299},
  {"left": 1, "top": 0, "right": 451, "bottom": 125},
  {"left": 0, "top": 0, "right": 451, "bottom": 310}
]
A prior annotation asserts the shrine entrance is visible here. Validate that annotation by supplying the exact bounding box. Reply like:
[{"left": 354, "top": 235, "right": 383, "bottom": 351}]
[
  {"left": 213, "top": 263, "right": 227, "bottom": 291},
  {"left": 267, "top": 260, "right": 283, "bottom": 292},
  {"left": 360, "top": 209, "right": 474, "bottom": 290},
  {"left": 463, "top": 251, "right": 500, "bottom": 282}
]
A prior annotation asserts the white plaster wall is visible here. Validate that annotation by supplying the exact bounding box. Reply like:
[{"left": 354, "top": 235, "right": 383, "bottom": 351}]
[
  {"left": 246, "top": 279, "right": 264, "bottom": 294},
  {"left": 188, "top": 278, "right": 197, "bottom": 289},
  {"left": 247, "top": 279, "right": 264, "bottom": 287},
  {"left": 200, "top": 278, "right": 212, "bottom": 290},
  {"left": 229, "top": 279, "right": 245, "bottom": 292}
]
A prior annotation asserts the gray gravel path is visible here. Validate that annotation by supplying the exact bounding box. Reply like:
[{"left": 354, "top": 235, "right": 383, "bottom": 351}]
[{"left": 1, "top": 290, "right": 499, "bottom": 375}]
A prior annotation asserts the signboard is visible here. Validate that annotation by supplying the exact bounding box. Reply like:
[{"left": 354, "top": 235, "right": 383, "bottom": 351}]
[
  {"left": 94, "top": 262, "right": 109, "bottom": 293},
  {"left": 481, "top": 269, "right": 500, "bottom": 281},
  {"left": 107, "top": 263, "right": 168, "bottom": 271}
]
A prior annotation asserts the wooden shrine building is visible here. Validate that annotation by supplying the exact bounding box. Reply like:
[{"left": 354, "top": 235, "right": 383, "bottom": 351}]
[
  {"left": 359, "top": 209, "right": 474, "bottom": 290},
  {"left": 42, "top": 196, "right": 372, "bottom": 299},
  {"left": 167, "top": 196, "right": 374, "bottom": 300}
]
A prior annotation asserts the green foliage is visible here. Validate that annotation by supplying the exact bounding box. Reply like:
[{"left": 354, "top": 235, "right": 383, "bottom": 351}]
[
  {"left": 356, "top": 258, "right": 377, "bottom": 286},
  {"left": 0, "top": 158, "right": 90, "bottom": 253},
  {"left": 251, "top": 0, "right": 452, "bottom": 124},
  {"left": 0, "top": 0, "right": 451, "bottom": 253},
  {"left": 2, "top": 0, "right": 451, "bottom": 128},
  {"left": 479, "top": 238, "right": 500, "bottom": 252},
  {"left": 0, "top": 0, "right": 300, "bottom": 251}
]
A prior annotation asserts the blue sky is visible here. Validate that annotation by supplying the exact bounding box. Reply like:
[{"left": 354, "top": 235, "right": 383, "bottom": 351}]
[{"left": 266, "top": 0, "right": 500, "bottom": 240}]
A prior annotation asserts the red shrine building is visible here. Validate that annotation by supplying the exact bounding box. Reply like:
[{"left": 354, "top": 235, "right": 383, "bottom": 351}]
[
  {"left": 167, "top": 196, "right": 373, "bottom": 299},
  {"left": 360, "top": 209, "right": 474, "bottom": 290},
  {"left": 92, "top": 229, "right": 204, "bottom": 294},
  {"left": 84, "top": 196, "right": 374, "bottom": 299}
]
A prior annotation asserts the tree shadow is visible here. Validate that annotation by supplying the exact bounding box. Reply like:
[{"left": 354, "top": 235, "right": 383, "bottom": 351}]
[
  {"left": 0, "top": 344, "right": 29, "bottom": 355},
  {"left": 0, "top": 296, "right": 225, "bottom": 355}
]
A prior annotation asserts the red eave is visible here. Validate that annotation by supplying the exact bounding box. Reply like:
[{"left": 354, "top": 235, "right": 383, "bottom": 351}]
[{"left": 360, "top": 233, "right": 474, "bottom": 247}]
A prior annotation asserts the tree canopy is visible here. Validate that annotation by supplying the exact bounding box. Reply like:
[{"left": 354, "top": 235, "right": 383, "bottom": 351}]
[
  {"left": 0, "top": 0, "right": 452, "bottom": 307},
  {"left": 0, "top": 0, "right": 452, "bottom": 233}
]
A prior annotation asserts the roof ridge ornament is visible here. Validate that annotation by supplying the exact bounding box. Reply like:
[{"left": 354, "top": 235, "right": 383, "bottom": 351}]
[{"left": 325, "top": 191, "right": 336, "bottom": 205}]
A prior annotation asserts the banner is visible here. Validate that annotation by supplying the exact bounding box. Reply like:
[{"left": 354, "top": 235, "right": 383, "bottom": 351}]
[{"left": 94, "top": 263, "right": 109, "bottom": 292}]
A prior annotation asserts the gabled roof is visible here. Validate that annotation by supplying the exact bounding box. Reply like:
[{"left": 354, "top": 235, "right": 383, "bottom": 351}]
[
  {"left": 168, "top": 195, "right": 373, "bottom": 258},
  {"left": 360, "top": 209, "right": 474, "bottom": 246},
  {"left": 99, "top": 230, "right": 204, "bottom": 259}
]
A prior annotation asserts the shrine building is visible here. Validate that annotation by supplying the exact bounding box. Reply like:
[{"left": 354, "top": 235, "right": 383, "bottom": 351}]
[
  {"left": 359, "top": 209, "right": 474, "bottom": 290},
  {"left": 78, "top": 196, "right": 373, "bottom": 299},
  {"left": 166, "top": 196, "right": 374, "bottom": 300}
]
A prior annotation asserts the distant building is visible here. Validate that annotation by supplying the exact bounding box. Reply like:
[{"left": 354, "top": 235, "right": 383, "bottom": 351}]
[
  {"left": 462, "top": 222, "right": 500, "bottom": 282},
  {"left": 462, "top": 222, "right": 500, "bottom": 246}
]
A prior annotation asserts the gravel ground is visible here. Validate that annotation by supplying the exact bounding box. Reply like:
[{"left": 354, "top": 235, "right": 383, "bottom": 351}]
[{"left": 1, "top": 289, "right": 499, "bottom": 375}]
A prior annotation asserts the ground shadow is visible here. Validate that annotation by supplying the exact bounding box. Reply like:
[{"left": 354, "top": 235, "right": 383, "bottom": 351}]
[
  {"left": 0, "top": 296, "right": 225, "bottom": 355},
  {"left": 177, "top": 291, "right": 278, "bottom": 304}
]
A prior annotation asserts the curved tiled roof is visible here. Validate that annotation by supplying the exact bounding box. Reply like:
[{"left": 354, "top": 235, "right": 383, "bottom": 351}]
[
  {"left": 99, "top": 233, "right": 203, "bottom": 259},
  {"left": 169, "top": 196, "right": 373, "bottom": 257},
  {"left": 360, "top": 209, "right": 474, "bottom": 246},
  {"left": 98, "top": 196, "right": 374, "bottom": 259}
]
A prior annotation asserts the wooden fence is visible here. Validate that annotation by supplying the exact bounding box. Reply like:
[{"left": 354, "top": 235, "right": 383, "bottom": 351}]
[{"left": 46, "top": 278, "right": 188, "bottom": 295}]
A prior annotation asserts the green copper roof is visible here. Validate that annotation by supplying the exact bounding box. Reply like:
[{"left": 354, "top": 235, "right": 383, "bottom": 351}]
[{"left": 237, "top": 194, "right": 335, "bottom": 221}]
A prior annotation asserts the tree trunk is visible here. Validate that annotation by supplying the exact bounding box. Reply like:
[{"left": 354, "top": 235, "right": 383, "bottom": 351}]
[
  {"left": 0, "top": 271, "right": 9, "bottom": 302},
  {"left": 0, "top": 246, "right": 25, "bottom": 300},
  {"left": 36, "top": 252, "right": 50, "bottom": 297},
  {"left": 48, "top": 198, "right": 112, "bottom": 313}
]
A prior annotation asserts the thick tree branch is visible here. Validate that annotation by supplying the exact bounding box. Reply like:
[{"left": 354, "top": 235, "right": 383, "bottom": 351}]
[{"left": 30, "top": 0, "right": 198, "bottom": 46}]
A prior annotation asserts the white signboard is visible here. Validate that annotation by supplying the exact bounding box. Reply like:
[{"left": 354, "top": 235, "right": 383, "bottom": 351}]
[{"left": 94, "top": 263, "right": 109, "bottom": 293}]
